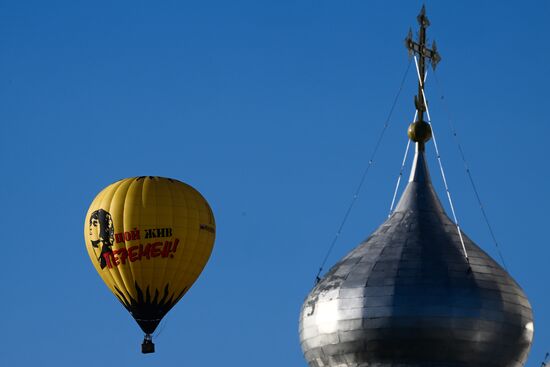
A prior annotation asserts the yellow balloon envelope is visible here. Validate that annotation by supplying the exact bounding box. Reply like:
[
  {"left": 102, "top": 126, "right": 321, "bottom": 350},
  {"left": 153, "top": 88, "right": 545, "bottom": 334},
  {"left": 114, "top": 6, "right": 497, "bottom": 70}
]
[{"left": 84, "top": 176, "right": 215, "bottom": 352}]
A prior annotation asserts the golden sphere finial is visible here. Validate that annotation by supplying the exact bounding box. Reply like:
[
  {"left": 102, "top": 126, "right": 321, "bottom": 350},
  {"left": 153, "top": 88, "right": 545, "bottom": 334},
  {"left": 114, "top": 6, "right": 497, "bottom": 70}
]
[{"left": 408, "top": 120, "right": 432, "bottom": 143}]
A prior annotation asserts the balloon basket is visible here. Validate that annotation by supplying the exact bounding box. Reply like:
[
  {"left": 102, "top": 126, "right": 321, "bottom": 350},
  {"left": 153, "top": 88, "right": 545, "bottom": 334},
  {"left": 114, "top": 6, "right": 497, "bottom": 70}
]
[{"left": 142, "top": 334, "right": 155, "bottom": 354}]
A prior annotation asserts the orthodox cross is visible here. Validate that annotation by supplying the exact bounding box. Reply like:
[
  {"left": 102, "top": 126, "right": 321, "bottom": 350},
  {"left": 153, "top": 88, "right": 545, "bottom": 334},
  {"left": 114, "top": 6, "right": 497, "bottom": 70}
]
[{"left": 405, "top": 5, "right": 441, "bottom": 123}]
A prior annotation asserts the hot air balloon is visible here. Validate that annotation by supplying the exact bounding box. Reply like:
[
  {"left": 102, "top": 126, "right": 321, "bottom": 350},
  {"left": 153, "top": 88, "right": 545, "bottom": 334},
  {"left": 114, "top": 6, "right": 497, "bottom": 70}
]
[{"left": 84, "top": 176, "right": 215, "bottom": 353}]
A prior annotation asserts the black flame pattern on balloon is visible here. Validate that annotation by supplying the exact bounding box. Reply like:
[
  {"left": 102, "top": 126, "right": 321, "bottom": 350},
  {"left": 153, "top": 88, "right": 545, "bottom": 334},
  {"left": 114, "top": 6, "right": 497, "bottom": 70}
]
[{"left": 114, "top": 282, "right": 187, "bottom": 334}]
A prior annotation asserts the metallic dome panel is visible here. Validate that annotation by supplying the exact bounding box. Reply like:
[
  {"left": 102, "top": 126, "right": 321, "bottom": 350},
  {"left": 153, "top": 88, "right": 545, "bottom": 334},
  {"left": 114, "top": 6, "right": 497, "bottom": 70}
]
[{"left": 299, "top": 148, "right": 534, "bottom": 367}]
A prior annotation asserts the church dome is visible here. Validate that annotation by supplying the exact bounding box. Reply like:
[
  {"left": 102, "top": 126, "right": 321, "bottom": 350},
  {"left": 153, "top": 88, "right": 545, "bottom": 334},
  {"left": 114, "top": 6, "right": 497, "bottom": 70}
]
[{"left": 299, "top": 147, "right": 534, "bottom": 367}]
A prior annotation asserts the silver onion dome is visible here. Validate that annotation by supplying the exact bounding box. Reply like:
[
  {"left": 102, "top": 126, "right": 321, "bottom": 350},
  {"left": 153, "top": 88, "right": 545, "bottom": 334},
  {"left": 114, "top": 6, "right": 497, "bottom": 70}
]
[{"left": 299, "top": 145, "right": 534, "bottom": 367}]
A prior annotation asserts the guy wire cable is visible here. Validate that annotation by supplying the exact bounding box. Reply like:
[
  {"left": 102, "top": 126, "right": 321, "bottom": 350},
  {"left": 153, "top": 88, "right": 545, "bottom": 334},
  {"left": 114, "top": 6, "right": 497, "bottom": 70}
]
[
  {"left": 314, "top": 58, "right": 412, "bottom": 283},
  {"left": 432, "top": 70, "right": 508, "bottom": 270},
  {"left": 413, "top": 55, "right": 469, "bottom": 262}
]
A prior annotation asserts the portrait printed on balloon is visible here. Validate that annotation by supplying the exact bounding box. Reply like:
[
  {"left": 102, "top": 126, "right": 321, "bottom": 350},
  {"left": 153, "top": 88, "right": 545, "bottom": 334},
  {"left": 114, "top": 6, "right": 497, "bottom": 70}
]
[{"left": 88, "top": 209, "right": 114, "bottom": 269}]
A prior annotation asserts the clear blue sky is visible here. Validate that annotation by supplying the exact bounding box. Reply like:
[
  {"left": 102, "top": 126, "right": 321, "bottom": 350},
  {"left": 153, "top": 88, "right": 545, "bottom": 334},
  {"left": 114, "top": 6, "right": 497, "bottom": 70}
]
[{"left": 1, "top": 1, "right": 548, "bottom": 366}]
